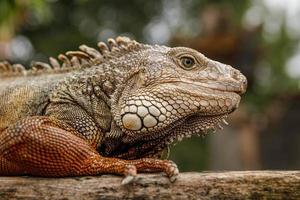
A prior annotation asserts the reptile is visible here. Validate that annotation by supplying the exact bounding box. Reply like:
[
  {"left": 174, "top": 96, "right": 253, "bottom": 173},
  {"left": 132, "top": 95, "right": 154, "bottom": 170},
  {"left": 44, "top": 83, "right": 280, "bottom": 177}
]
[{"left": 0, "top": 36, "right": 247, "bottom": 183}]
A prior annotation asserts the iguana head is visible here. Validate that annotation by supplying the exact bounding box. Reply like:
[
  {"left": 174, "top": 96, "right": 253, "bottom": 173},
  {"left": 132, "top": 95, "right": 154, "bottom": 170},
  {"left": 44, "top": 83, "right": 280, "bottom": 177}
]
[{"left": 97, "top": 37, "right": 247, "bottom": 159}]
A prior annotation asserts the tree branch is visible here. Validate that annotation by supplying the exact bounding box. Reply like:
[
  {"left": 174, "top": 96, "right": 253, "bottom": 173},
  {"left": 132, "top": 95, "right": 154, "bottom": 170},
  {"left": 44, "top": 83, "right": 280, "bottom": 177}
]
[{"left": 0, "top": 171, "right": 299, "bottom": 199}]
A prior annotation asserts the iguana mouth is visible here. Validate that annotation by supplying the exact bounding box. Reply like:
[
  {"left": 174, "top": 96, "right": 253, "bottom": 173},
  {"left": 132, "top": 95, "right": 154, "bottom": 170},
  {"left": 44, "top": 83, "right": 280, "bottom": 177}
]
[
  {"left": 155, "top": 79, "right": 246, "bottom": 96},
  {"left": 180, "top": 79, "right": 246, "bottom": 95}
]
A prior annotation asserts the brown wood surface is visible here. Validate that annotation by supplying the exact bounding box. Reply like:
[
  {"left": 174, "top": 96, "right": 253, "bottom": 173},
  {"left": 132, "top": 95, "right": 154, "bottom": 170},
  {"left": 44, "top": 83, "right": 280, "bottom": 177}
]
[{"left": 0, "top": 171, "right": 299, "bottom": 200}]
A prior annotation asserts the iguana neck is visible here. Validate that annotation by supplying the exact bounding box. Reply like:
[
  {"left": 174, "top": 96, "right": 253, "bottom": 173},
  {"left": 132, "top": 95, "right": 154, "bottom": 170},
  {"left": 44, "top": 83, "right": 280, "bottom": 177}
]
[{"left": 51, "top": 61, "right": 135, "bottom": 133}]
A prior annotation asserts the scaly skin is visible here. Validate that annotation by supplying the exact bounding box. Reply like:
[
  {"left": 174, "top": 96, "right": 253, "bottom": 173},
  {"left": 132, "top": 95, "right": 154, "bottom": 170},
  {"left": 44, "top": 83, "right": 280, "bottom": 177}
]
[{"left": 0, "top": 37, "right": 247, "bottom": 183}]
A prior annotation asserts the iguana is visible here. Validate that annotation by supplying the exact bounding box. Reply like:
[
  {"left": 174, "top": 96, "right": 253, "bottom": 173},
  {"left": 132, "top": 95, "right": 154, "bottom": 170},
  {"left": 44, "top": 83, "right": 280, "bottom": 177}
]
[{"left": 0, "top": 36, "right": 247, "bottom": 183}]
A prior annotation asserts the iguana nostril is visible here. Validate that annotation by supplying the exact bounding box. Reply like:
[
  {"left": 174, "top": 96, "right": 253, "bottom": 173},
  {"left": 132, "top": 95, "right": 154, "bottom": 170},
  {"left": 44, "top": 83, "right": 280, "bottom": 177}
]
[
  {"left": 238, "top": 73, "right": 248, "bottom": 93},
  {"left": 232, "top": 70, "right": 247, "bottom": 89},
  {"left": 242, "top": 78, "right": 247, "bottom": 89},
  {"left": 232, "top": 70, "right": 240, "bottom": 80}
]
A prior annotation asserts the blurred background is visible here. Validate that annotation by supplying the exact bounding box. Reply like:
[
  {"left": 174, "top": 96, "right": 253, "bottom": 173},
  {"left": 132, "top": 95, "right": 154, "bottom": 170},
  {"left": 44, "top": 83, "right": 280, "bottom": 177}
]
[{"left": 0, "top": 0, "right": 299, "bottom": 171}]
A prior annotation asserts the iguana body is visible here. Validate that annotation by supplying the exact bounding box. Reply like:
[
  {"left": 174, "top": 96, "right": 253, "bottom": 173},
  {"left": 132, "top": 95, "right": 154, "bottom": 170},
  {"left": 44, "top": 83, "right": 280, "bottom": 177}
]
[{"left": 0, "top": 37, "right": 247, "bottom": 183}]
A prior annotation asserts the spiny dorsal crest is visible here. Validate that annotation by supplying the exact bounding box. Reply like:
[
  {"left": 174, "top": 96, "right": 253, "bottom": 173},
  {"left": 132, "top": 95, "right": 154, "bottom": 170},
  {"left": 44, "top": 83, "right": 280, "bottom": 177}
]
[{"left": 0, "top": 36, "right": 143, "bottom": 77}]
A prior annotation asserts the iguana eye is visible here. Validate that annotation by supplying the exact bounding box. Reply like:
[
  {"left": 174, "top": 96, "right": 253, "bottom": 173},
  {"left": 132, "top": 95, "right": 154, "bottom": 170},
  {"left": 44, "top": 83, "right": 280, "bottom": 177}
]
[{"left": 180, "top": 56, "right": 196, "bottom": 69}]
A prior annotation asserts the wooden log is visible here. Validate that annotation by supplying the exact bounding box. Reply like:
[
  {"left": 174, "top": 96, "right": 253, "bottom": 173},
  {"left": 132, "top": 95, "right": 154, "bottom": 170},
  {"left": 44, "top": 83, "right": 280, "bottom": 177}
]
[{"left": 0, "top": 171, "right": 299, "bottom": 199}]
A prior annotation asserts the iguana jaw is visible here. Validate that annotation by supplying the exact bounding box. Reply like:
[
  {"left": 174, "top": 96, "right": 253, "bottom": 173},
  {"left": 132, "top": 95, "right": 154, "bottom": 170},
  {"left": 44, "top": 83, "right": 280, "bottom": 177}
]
[{"left": 116, "top": 81, "right": 241, "bottom": 138}]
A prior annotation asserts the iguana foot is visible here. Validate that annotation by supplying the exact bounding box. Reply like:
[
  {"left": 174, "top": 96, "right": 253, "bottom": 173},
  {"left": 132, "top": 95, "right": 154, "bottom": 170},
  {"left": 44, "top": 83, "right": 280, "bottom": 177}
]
[
  {"left": 133, "top": 159, "right": 179, "bottom": 182},
  {"left": 0, "top": 116, "right": 178, "bottom": 182},
  {"left": 120, "top": 159, "right": 179, "bottom": 184}
]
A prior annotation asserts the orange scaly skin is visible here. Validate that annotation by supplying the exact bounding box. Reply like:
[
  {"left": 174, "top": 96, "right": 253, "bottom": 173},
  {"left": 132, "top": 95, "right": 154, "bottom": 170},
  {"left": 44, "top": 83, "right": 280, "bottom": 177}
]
[
  {"left": 0, "top": 117, "right": 177, "bottom": 181},
  {"left": 0, "top": 36, "right": 246, "bottom": 183}
]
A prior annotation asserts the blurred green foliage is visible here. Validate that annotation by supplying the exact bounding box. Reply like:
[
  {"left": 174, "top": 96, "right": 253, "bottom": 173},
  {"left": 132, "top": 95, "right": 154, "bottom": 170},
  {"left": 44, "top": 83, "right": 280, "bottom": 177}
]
[{"left": 0, "top": 0, "right": 50, "bottom": 37}]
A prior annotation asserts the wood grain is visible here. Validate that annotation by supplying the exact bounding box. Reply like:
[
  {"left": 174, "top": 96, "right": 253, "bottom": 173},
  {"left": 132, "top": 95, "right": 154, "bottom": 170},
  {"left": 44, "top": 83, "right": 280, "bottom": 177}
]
[{"left": 0, "top": 171, "right": 299, "bottom": 200}]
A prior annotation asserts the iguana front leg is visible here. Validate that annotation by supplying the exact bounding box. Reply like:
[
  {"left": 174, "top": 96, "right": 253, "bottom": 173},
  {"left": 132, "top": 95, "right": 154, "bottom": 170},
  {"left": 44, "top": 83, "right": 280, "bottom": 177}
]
[{"left": 0, "top": 117, "right": 178, "bottom": 182}]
